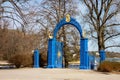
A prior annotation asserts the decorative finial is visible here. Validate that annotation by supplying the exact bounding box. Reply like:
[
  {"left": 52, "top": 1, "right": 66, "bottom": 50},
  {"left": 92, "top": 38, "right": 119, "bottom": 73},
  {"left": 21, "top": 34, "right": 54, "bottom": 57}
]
[
  {"left": 48, "top": 31, "right": 53, "bottom": 39},
  {"left": 83, "top": 30, "right": 86, "bottom": 38},
  {"left": 66, "top": 14, "right": 70, "bottom": 22}
]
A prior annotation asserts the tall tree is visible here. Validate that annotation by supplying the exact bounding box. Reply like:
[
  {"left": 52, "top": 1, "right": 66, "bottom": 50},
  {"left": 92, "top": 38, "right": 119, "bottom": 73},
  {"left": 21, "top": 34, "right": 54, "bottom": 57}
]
[{"left": 82, "top": 0, "right": 120, "bottom": 52}]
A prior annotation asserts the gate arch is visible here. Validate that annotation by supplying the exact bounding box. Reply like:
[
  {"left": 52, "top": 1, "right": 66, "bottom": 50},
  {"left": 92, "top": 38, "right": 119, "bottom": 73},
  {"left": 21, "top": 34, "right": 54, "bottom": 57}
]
[
  {"left": 47, "top": 15, "right": 90, "bottom": 69},
  {"left": 53, "top": 17, "right": 83, "bottom": 38}
]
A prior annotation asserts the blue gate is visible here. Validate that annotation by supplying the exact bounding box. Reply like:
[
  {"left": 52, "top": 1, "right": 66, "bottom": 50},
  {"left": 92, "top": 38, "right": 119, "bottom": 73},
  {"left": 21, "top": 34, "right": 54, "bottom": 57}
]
[
  {"left": 47, "top": 15, "right": 90, "bottom": 69},
  {"left": 47, "top": 38, "right": 63, "bottom": 68},
  {"left": 55, "top": 41, "right": 63, "bottom": 68}
]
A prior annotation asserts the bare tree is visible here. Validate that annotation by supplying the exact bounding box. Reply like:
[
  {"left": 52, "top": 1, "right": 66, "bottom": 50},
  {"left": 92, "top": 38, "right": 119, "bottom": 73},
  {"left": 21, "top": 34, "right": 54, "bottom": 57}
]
[
  {"left": 82, "top": 0, "right": 120, "bottom": 52},
  {"left": 0, "top": 0, "right": 29, "bottom": 34}
]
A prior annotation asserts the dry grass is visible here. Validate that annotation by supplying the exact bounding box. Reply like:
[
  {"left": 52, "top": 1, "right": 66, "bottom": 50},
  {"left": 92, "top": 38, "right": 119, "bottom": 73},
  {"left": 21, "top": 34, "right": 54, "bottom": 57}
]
[{"left": 98, "top": 61, "right": 120, "bottom": 72}]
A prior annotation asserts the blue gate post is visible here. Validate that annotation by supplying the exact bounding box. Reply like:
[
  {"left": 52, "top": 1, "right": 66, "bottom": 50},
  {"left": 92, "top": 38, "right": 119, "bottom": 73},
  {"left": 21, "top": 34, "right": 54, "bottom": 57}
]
[
  {"left": 34, "top": 49, "right": 39, "bottom": 68},
  {"left": 100, "top": 50, "right": 106, "bottom": 63},
  {"left": 47, "top": 38, "right": 56, "bottom": 68},
  {"left": 80, "top": 38, "right": 89, "bottom": 69}
]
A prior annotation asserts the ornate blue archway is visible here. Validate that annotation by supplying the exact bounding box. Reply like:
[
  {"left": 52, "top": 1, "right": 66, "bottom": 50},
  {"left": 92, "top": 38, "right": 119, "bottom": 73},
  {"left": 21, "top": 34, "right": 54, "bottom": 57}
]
[
  {"left": 47, "top": 15, "right": 90, "bottom": 69},
  {"left": 53, "top": 17, "right": 83, "bottom": 38}
]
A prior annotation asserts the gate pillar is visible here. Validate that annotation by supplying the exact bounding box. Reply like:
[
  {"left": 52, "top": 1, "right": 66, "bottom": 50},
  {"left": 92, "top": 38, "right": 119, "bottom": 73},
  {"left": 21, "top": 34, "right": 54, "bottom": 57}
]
[
  {"left": 80, "top": 38, "right": 89, "bottom": 69},
  {"left": 100, "top": 50, "right": 106, "bottom": 63},
  {"left": 47, "top": 38, "right": 56, "bottom": 68},
  {"left": 34, "top": 49, "right": 39, "bottom": 68}
]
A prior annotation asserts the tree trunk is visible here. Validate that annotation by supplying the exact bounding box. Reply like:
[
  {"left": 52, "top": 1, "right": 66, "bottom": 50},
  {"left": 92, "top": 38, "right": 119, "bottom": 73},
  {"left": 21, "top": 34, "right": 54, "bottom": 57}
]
[
  {"left": 98, "top": 30, "right": 105, "bottom": 52},
  {"left": 62, "top": 26, "right": 69, "bottom": 68},
  {"left": 64, "top": 46, "right": 69, "bottom": 68}
]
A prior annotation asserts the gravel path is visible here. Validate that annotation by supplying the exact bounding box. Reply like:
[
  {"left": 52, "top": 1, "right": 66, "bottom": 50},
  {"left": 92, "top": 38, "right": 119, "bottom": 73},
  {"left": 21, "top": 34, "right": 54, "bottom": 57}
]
[{"left": 0, "top": 68, "right": 119, "bottom": 80}]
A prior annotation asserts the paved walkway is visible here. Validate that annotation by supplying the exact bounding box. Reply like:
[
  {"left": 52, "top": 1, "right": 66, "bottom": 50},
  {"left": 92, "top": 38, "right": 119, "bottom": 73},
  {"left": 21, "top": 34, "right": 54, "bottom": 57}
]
[{"left": 0, "top": 68, "right": 119, "bottom": 80}]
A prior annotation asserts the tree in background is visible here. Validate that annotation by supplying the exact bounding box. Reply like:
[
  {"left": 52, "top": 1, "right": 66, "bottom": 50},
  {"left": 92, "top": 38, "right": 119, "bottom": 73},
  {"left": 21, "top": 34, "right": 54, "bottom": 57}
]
[
  {"left": 82, "top": 0, "right": 120, "bottom": 52},
  {"left": 0, "top": 0, "right": 29, "bottom": 34},
  {"left": 0, "top": 23, "right": 41, "bottom": 60}
]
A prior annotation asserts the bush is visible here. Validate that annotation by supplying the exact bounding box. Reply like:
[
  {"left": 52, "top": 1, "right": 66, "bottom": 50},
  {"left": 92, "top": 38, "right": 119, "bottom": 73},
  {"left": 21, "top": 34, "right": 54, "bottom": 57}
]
[
  {"left": 98, "top": 61, "right": 120, "bottom": 72},
  {"left": 111, "top": 62, "right": 120, "bottom": 72},
  {"left": 98, "top": 61, "right": 112, "bottom": 72},
  {"left": 9, "top": 53, "right": 33, "bottom": 68}
]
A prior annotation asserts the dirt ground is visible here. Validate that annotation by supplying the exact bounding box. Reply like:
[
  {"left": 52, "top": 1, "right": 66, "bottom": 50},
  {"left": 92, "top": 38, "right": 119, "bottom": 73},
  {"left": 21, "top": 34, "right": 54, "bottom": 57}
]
[{"left": 0, "top": 68, "right": 119, "bottom": 80}]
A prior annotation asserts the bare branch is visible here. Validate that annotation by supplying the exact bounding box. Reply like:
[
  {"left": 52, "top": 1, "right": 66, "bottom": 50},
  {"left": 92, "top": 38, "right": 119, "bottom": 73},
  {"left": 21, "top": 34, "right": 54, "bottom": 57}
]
[
  {"left": 105, "top": 33, "right": 120, "bottom": 42},
  {"left": 106, "top": 23, "right": 120, "bottom": 27},
  {"left": 9, "top": 0, "right": 27, "bottom": 24},
  {"left": 105, "top": 45, "right": 120, "bottom": 49},
  {"left": 1, "top": 16, "right": 24, "bottom": 27}
]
